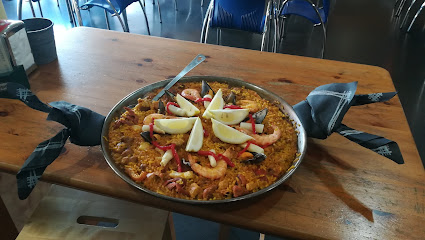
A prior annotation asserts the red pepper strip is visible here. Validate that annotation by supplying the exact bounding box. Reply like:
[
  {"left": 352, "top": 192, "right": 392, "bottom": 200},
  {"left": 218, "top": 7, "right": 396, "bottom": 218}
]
[
  {"left": 166, "top": 102, "right": 180, "bottom": 115},
  {"left": 260, "top": 143, "right": 271, "bottom": 149},
  {"left": 170, "top": 144, "right": 182, "bottom": 172},
  {"left": 195, "top": 97, "right": 212, "bottom": 103},
  {"left": 197, "top": 151, "right": 235, "bottom": 167},
  {"left": 149, "top": 121, "right": 154, "bottom": 139},
  {"left": 152, "top": 141, "right": 182, "bottom": 172},
  {"left": 248, "top": 114, "right": 256, "bottom": 134},
  {"left": 218, "top": 154, "right": 235, "bottom": 167},
  {"left": 203, "top": 128, "right": 209, "bottom": 137},
  {"left": 223, "top": 105, "right": 243, "bottom": 109},
  {"left": 197, "top": 150, "right": 218, "bottom": 158},
  {"left": 237, "top": 141, "right": 252, "bottom": 157}
]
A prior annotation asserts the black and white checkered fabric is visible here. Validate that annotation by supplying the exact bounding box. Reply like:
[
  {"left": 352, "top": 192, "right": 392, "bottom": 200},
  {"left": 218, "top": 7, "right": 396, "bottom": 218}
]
[
  {"left": 293, "top": 81, "right": 404, "bottom": 164},
  {"left": 0, "top": 82, "right": 105, "bottom": 199}
]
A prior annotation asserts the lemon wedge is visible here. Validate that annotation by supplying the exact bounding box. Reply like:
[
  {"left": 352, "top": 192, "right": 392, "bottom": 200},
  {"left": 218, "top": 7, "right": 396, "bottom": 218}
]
[
  {"left": 176, "top": 94, "right": 200, "bottom": 117},
  {"left": 202, "top": 89, "right": 224, "bottom": 119},
  {"left": 155, "top": 117, "right": 196, "bottom": 134},
  {"left": 211, "top": 118, "right": 253, "bottom": 144},
  {"left": 209, "top": 109, "right": 249, "bottom": 125},
  {"left": 186, "top": 117, "right": 203, "bottom": 152}
]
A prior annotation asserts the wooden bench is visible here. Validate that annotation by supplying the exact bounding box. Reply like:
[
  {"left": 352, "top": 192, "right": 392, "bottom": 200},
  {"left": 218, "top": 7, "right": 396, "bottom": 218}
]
[{"left": 16, "top": 185, "right": 174, "bottom": 240}]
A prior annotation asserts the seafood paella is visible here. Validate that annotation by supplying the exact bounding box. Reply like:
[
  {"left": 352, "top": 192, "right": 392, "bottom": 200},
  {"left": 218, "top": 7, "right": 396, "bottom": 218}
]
[{"left": 107, "top": 81, "right": 298, "bottom": 200}]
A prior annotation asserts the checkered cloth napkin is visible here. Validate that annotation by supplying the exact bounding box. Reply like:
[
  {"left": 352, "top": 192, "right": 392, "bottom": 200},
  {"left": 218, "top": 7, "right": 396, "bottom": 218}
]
[
  {"left": 0, "top": 82, "right": 105, "bottom": 199},
  {"left": 0, "top": 81, "right": 403, "bottom": 200},
  {"left": 293, "top": 81, "right": 403, "bottom": 164}
]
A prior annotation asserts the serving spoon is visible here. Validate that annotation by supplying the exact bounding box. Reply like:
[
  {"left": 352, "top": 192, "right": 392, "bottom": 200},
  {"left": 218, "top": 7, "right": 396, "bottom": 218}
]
[{"left": 152, "top": 54, "right": 206, "bottom": 101}]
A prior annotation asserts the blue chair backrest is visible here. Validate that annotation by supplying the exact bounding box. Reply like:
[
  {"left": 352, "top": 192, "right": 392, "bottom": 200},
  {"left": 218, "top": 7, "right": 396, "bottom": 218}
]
[
  {"left": 83, "top": 0, "right": 138, "bottom": 14},
  {"left": 210, "top": 0, "right": 268, "bottom": 34},
  {"left": 113, "top": 0, "right": 138, "bottom": 13},
  {"left": 281, "top": 0, "right": 330, "bottom": 24}
]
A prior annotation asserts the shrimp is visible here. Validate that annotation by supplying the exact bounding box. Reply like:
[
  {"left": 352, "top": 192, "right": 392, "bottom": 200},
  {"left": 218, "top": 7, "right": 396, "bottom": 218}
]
[
  {"left": 181, "top": 89, "right": 201, "bottom": 101},
  {"left": 143, "top": 113, "right": 166, "bottom": 125},
  {"left": 143, "top": 113, "right": 178, "bottom": 125},
  {"left": 125, "top": 167, "right": 147, "bottom": 183},
  {"left": 187, "top": 154, "right": 227, "bottom": 179},
  {"left": 238, "top": 100, "right": 261, "bottom": 113},
  {"left": 238, "top": 125, "right": 281, "bottom": 146}
]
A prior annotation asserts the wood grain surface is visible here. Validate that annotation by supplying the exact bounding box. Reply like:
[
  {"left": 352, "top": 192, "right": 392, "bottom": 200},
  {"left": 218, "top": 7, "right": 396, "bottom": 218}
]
[
  {"left": 0, "top": 27, "right": 424, "bottom": 239},
  {"left": 16, "top": 185, "right": 171, "bottom": 240}
]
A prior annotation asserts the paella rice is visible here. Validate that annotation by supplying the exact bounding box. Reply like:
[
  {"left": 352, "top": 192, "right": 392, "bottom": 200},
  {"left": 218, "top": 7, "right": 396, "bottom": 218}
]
[{"left": 107, "top": 81, "right": 298, "bottom": 200}]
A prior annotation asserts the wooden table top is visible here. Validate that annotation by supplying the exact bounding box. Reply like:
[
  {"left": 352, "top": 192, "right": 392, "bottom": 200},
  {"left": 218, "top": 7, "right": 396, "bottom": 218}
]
[{"left": 1, "top": 27, "right": 424, "bottom": 239}]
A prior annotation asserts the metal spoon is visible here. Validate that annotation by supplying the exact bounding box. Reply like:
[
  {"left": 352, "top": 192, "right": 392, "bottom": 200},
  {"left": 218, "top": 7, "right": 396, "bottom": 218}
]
[{"left": 153, "top": 54, "right": 206, "bottom": 101}]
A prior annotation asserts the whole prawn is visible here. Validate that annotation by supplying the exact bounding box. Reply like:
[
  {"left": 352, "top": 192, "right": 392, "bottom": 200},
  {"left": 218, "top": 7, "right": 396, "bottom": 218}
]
[
  {"left": 238, "top": 125, "right": 281, "bottom": 146},
  {"left": 187, "top": 154, "right": 227, "bottom": 180},
  {"left": 181, "top": 89, "right": 201, "bottom": 101}
]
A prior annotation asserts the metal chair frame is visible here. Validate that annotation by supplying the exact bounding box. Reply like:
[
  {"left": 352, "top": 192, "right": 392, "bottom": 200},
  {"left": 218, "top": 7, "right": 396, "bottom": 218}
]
[
  {"left": 406, "top": 0, "right": 425, "bottom": 32},
  {"left": 277, "top": 0, "right": 326, "bottom": 58},
  {"left": 200, "top": 0, "right": 276, "bottom": 53},
  {"left": 17, "top": 0, "right": 43, "bottom": 20},
  {"left": 80, "top": 0, "right": 151, "bottom": 35}
]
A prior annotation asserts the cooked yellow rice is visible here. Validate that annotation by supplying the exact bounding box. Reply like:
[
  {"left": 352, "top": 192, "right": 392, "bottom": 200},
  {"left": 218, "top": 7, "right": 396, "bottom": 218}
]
[{"left": 107, "top": 82, "right": 298, "bottom": 200}]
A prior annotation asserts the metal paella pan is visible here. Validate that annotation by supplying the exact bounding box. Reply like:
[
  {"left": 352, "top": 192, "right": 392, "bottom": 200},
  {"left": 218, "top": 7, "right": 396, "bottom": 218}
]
[{"left": 101, "top": 76, "right": 307, "bottom": 204}]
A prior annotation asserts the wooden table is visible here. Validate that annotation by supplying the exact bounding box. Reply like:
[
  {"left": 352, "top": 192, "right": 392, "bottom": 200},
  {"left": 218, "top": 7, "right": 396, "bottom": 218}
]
[{"left": 1, "top": 27, "right": 424, "bottom": 239}]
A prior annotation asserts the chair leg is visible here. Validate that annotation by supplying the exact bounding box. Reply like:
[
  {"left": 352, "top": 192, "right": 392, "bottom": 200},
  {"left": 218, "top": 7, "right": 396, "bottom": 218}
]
[
  {"left": 156, "top": 0, "right": 162, "bottom": 23},
  {"left": 262, "top": 0, "right": 272, "bottom": 52},
  {"left": 273, "top": 5, "right": 278, "bottom": 53},
  {"left": 37, "top": 0, "right": 44, "bottom": 17},
  {"left": 104, "top": 10, "right": 111, "bottom": 30},
  {"left": 395, "top": 0, "right": 407, "bottom": 17},
  {"left": 29, "top": 0, "right": 36, "bottom": 17},
  {"left": 122, "top": 9, "right": 130, "bottom": 32},
  {"left": 279, "top": 16, "right": 287, "bottom": 42},
  {"left": 217, "top": 28, "right": 221, "bottom": 45},
  {"left": 400, "top": 0, "right": 417, "bottom": 29},
  {"left": 57, "top": 0, "right": 59, "bottom": 7},
  {"left": 407, "top": 1, "right": 425, "bottom": 32},
  {"left": 204, "top": 16, "right": 212, "bottom": 43},
  {"left": 200, "top": 0, "right": 213, "bottom": 43},
  {"left": 174, "top": 0, "right": 178, "bottom": 11},
  {"left": 138, "top": 0, "right": 151, "bottom": 35},
  {"left": 65, "top": 0, "right": 75, "bottom": 24},
  {"left": 72, "top": 0, "right": 83, "bottom": 26},
  {"left": 261, "top": 32, "right": 266, "bottom": 51},
  {"left": 17, "top": 0, "right": 23, "bottom": 20},
  {"left": 105, "top": 0, "right": 128, "bottom": 32},
  {"left": 201, "top": 0, "right": 204, "bottom": 7}
]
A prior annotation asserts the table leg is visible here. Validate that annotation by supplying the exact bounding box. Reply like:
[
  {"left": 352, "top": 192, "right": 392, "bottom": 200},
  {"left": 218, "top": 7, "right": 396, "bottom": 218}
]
[{"left": 0, "top": 195, "right": 18, "bottom": 240}]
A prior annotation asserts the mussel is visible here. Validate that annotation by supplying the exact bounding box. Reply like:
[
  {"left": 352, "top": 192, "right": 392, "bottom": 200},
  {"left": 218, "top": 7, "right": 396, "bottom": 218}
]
[
  {"left": 158, "top": 100, "right": 165, "bottom": 114},
  {"left": 140, "top": 131, "right": 152, "bottom": 143},
  {"left": 252, "top": 108, "right": 268, "bottom": 124},
  {"left": 225, "top": 92, "right": 237, "bottom": 105},
  {"left": 242, "top": 152, "right": 266, "bottom": 164},
  {"left": 164, "top": 90, "right": 176, "bottom": 102},
  {"left": 201, "top": 80, "right": 215, "bottom": 96}
]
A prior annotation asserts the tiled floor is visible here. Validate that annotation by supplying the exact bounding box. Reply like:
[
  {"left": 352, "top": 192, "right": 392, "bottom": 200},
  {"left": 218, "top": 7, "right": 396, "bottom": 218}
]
[{"left": 3, "top": 0, "right": 425, "bottom": 239}]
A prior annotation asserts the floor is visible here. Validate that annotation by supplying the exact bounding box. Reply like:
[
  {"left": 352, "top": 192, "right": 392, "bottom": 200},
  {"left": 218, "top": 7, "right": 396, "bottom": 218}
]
[{"left": 2, "top": 0, "right": 425, "bottom": 239}]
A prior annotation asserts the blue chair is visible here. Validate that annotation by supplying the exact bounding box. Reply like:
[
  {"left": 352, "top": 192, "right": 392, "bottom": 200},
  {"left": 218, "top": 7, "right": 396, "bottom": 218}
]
[
  {"left": 80, "top": 0, "right": 151, "bottom": 35},
  {"left": 17, "top": 0, "right": 43, "bottom": 20},
  {"left": 200, "top": 0, "right": 276, "bottom": 52},
  {"left": 278, "top": 0, "right": 329, "bottom": 57}
]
